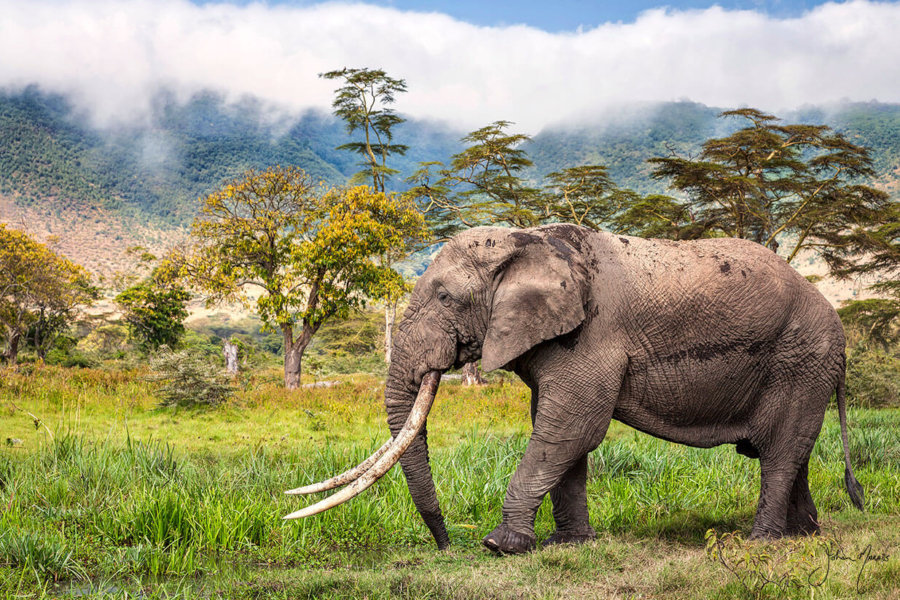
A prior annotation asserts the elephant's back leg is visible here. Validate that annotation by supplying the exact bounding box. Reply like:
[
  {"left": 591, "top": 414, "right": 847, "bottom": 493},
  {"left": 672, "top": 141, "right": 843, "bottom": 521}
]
[
  {"left": 748, "top": 348, "right": 838, "bottom": 538},
  {"left": 785, "top": 461, "right": 819, "bottom": 535}
]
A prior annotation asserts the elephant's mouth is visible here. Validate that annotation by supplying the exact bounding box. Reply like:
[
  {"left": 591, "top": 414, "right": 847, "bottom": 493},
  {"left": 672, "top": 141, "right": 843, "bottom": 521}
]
[
  {"left": 453, "top": 338, "right": 483, "bottom": 369},
  {"left": 282, "top": 370, "right": 442, "bottom": 519}
]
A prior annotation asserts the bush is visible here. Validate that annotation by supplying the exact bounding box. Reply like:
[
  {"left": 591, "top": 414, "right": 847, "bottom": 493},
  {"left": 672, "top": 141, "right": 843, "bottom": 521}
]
[
  {"left": 76, "top": 323, "right": 131, "bottom": 359},
  {"left": 148, "top": 346, "right": 233, "bottom": 408},
  {"left": 44, "top": 335, "right": 97, "bottom": 368},
  {"left": 180, "top": 329, "right": 226, "bottom": 360},
  {"left": 846, "top": 343, "right": 900, "bottom": 408}
]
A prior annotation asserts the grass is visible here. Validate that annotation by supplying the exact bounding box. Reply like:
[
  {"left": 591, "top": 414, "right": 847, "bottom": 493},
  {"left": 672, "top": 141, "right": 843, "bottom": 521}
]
[{"left": 1, "top": 364, "right": 899, "bottom": 599}]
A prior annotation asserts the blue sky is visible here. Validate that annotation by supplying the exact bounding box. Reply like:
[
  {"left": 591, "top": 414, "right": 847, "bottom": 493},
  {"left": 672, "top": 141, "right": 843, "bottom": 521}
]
[{"left": 235, "top": 0, "right": 830, "bottom": 30}]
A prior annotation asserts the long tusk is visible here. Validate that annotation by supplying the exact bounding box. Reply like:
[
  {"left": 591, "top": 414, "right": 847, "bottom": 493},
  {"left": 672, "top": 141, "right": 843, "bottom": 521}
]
[
  {"left": 283, "top": 370, "right": 441, "bottom": 520},
  {"left": 284, "top": 438, "right": 392, "bottom": 495}
]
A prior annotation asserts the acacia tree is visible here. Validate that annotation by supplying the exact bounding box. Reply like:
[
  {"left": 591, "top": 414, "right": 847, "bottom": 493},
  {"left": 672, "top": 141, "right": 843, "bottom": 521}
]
[
  {"left": 321, "top": 67, "right": 408, "bottom": 193},
  {"left": 0, "top": 224, "right": 95, "bottom": 364},
  {"left": 322, "top": 67, "right": 415, "bottom": 363},
  {"left": 405, "top": 122, "right": 542, "bottom": 384},
  {"left": 827, "top": 203, "right": 900, "bottom": 348},
  {"left": 542, "top": 165, "right": 642, "bottom": 231},
  {"left": 175, "top": 166, "right": 425, "bottom": 389},
  {"left": 407, "top": 121, "right": 546, "bottom": 237},
  {"left": 641, "top": 109, "right": 893, "bottom": 263}
]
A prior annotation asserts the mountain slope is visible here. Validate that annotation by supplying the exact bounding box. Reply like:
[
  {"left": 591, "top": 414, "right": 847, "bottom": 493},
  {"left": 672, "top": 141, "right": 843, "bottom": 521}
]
[
  {"left": 528, "top": 101, "right": 900, "bottom": 195},
  {"left": 0, "top": 87, "right": 464, "bottom": 227},
  {"left": 2, "top": 89, "right": 899, "bottom": 279}
]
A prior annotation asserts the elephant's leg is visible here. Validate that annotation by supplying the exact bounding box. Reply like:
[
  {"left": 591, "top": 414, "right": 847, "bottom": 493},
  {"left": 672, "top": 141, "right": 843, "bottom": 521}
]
[
  {"left": 751, "top": 454, "right": 798, "bottom": 538},
  {"left": 784, "top": 460, "right": 819, "bottom": 536},
  {"left": 545, "top": 454, "right": 597, "bottom": 546},
  {"left": 525, "top": 385, "right": 595, "bottom": 546},
  {"left": 749, "top": 390, "right": 825, "bottom": 539},
  {"left": 483, "top": 379, "right": 616, "bottom": 554}
]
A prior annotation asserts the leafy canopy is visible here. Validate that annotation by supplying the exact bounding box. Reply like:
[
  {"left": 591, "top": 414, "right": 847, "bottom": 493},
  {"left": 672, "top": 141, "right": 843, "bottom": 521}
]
[
  {"left": 543, "top": 165, "right": 642, "bottom": 231},
  {"left": 115, "top": 273, "right": 190, "bottom": 352},
  {"left": 406, "top": 121, "right": 641, "bottom": 239},
  {"left": 175, "top": 166, "right": 426, "bottom": 339},
  {"left": 643, "top": 109, "right": 893, "bottom": 263}
]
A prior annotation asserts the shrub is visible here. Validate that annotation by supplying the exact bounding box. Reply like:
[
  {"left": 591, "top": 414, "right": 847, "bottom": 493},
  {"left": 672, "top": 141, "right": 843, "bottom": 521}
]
[
  {"left": 846, "top": 343, "right": 900, "bottom": 408},
  {"left": 148, "top": 346, "right": 233, "bottom": 408},
  {"left": 76, "top": 323, "right": 131, "bottom": 359}
]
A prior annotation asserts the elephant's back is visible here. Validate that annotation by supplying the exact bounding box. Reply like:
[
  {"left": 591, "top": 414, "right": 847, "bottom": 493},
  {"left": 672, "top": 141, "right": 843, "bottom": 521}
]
[{"left": 594, "top": 234, "right": 800, "bottom": 333}]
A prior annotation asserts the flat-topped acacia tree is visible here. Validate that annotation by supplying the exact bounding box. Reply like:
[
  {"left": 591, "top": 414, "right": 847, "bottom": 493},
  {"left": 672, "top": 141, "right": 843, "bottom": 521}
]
[{"left": 175, "top": 166, "right": 425, "bottom": 389}]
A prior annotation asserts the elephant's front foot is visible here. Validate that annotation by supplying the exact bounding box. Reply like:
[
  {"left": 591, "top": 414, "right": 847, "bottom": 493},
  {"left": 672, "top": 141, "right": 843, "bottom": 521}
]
[
  {"left": 483, "top": 523, "right": 536, "bottom": 555},
  {"left": 748, "top": 526, "right": 785, "bottom": 541},
  {"left": 543, "top": 527, "right": 596, "bottom": 547}
]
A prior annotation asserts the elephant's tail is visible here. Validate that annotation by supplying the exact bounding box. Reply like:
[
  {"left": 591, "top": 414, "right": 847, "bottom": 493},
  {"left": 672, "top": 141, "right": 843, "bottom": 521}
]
[{"left": 837, "top": 374, "right": 865, "bottom": 511}]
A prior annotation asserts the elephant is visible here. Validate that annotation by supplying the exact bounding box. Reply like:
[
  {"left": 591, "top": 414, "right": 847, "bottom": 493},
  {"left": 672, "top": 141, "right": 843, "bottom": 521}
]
[{"left": 286, "top": 224, "right": 865, "bottom": 555}]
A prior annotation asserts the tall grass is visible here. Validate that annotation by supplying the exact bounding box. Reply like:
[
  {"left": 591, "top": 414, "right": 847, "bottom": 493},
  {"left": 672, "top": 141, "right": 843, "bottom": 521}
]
[{"left": 1, "top": 365, "right": 898, "bottom": 598}]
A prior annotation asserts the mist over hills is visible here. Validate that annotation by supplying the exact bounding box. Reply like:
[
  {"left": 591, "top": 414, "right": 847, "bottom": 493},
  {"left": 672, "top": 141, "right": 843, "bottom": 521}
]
[
  {"left": 0, "top": 87, "right": 462, "bottom": 225},
  {"left": 2, "top": 86, "right": 900, "bottom": 276}
]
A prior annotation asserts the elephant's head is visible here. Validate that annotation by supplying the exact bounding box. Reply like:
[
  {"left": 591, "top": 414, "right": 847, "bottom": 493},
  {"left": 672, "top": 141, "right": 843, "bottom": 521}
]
[{"left": 284, "top": 225, "right": 590, "bottom": 549}]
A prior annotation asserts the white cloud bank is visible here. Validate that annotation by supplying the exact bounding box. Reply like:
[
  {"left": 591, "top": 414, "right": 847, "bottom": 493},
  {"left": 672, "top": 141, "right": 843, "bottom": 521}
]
[{"left": 1, "top": 0, "right": 899, "bottom": 131}]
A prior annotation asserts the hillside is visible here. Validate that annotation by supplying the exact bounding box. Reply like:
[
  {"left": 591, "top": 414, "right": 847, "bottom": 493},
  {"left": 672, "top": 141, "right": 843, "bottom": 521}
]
[
  {"left": 527, "top": 102, "right": 724, "bottom": 194},
  {"left": 1, "top": 88, "right": 899, "bottom": 284},
  {"left": 528, "top": 101, "right": 900, "bottom": 196},
  {"left": 0, "top": 87, "right": 461, "bottom": 274}
]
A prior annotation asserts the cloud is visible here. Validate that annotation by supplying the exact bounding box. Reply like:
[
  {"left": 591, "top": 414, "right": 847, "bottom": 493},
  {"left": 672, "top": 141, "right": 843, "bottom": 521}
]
[{"left": 1, "top": 0, "right": 899, "bottom": 131}]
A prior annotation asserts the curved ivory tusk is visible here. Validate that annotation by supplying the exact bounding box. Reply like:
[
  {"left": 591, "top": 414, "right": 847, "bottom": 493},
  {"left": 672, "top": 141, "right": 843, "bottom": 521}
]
[
  {"left": 284, "top": 438, "right": 392, "bottom": 495},
  {"left": 283, "top": 370, "right": 441, "bottom": 520}
]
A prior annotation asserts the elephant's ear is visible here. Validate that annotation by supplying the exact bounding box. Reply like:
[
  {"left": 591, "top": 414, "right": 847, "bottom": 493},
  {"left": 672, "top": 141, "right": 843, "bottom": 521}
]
[{"left": 481, "top": 231, "right": 587, "bottom": 372}]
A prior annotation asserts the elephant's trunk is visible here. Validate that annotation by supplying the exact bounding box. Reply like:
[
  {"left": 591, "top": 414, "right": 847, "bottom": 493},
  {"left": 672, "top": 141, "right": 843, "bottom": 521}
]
[
  {"left": 283, "top": 288, "right": 455, "bottom": 549},
  {"left": 384, "top": 367, "right": 451, "bottom": 550}
]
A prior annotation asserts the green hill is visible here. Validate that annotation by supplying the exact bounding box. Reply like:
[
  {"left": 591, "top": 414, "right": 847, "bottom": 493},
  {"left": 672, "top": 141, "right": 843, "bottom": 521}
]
[
  {"left": 527, "top": 102, "right": 723, "bottom": 193},
  {"left": 528, "top": 101, "right": 900, "bottom": 195},
  {"left": 1, "top": 89, "right": 899, "bottom": 276},
  {"left": 0, "top": 87, "right": 462, "bottom": 228}
]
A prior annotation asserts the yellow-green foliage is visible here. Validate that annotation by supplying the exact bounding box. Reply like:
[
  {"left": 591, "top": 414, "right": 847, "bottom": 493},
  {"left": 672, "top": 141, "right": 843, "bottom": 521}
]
[
  {"left": 0, "top": 224, "right": 96, "bottom": 361},
  {"left": 178, "top": 167, "right": 425, "bottom": 330}
]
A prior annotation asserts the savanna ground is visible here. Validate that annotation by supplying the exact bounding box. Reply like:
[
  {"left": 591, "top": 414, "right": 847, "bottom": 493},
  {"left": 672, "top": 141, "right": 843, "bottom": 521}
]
[{"left": 1, "top": 365, "right": 899, "bottom": 599}]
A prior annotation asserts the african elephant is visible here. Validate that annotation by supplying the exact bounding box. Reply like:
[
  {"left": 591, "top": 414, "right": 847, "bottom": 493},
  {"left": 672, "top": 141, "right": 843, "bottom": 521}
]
[{"left": 286, "top": 224, "right": 864, "bottom": 554}]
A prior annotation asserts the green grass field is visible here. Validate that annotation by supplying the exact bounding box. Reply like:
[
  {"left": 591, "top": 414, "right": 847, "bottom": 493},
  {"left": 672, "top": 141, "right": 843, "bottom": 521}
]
[{"left": 1, "top": 365, "right": 899, "bottom": 599}]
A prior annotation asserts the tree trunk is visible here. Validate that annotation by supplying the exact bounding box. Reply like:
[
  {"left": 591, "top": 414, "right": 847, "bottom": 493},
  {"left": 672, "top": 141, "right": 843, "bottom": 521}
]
[
  {"left": 284, "top": 344, "right": 301, "bottom": 389},
  {"left": 3, "top": 331, "right": 20, "bottom": 366},
  {"left": 283, "top": 325, "right": 301, "bottom": 390},
  {"left": 283, "top": 323, "right": 314, "bottom": 390},
  {"left": 34, "top": 308, "right": 46, "bottom": 362},
  {"left": 461, "top": 361, "right": 486, "bottom": 386},
  {"left": 384, "top": 299, "right": 397, "bottom": 364},
  {"left": 223, "top": 340, "right": 239, "bottom": 375}
]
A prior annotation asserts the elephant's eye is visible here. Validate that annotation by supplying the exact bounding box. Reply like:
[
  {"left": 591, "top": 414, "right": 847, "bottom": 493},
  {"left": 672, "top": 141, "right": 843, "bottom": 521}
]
[{"left": 437, "top": 291, "right": 452, "bottom": 306}]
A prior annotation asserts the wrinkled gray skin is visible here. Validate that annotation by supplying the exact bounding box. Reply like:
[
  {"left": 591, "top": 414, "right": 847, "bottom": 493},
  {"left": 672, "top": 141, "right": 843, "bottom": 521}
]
[{"left": 385, "top": 225, "right": 862, "bottom": 554}]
